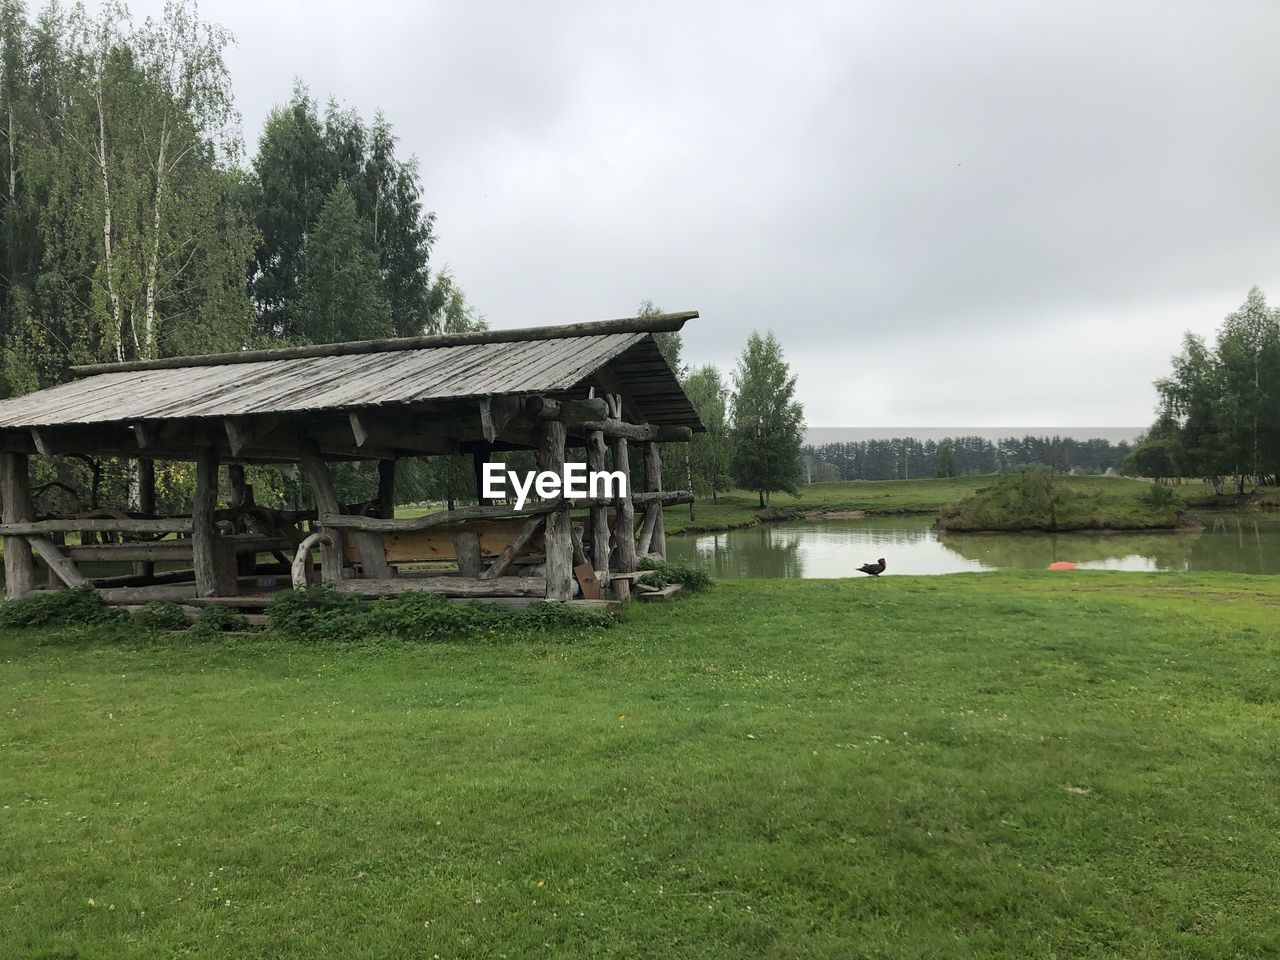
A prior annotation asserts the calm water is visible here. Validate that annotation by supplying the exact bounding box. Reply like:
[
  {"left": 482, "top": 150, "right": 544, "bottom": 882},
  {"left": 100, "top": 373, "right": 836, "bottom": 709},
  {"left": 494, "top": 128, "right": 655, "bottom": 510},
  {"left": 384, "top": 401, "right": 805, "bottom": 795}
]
[{"left": 666, "top": 514, "right": 1280, "bottom": 577}]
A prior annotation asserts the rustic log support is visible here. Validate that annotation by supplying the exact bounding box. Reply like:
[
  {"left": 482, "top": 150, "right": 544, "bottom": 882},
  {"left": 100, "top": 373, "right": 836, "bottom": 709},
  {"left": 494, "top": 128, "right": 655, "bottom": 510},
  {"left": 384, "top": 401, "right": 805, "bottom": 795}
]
[
  {"left": 537, "top": 419, "right": 573, "bottom": 601},
  {"left": 134, "top": 458, "right": 157, "bottom": 579},
  {"left": 299, "top": 439, "right": 347, "bottom": 584},
  {"left": 225, "top": 416, "right": 279, "bottom": 457},
  {"left": 28, "top": 536, "right": 88, "bottom": 588},
  {"left": 0, "top": 517, "right": 194, "bottom": 535},
  {"left": 586, "top": 428, "right": 611, "bottom": 579},
  {"left": 291, "top": 530, "right": 332, "bottom": 589},
  {"left": 480, "top": 514, "right": 545, "bottom": 581},
  {"left": 643, "top": 440, "right": 666, "bottom": 559},
  {"left": 526, "top": 396, "right": 610, "bottom": 424},
  {"left": 636, "top": 503, "right": 660, "bottom": 557},
  {"left": 192, "top": 444, "right": 234, "bottom": 598},
  {"left": 1, "top": 452, "right": 35, "bottom": 599},
  {"left": 453, "top": 532, "right": 483, "bottom": 576},
  {"left": 611, "top": 435, "right": 636, "bottom": 574},
  {"left": 377, "top": 459, "right": 397, "bottom": 519},
  {"left": 480, "top": 396, "right": 522, "bottom": 442}
]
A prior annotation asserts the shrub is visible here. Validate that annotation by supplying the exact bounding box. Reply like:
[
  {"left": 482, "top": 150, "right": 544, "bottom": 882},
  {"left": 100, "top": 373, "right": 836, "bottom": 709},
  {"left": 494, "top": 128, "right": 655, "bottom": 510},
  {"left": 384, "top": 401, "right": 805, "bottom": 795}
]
[
  {"left": 131, "top": 602, "right": 192, "bottom": 632},
  {"left": 188, "top": 605, "right": 248, "bottom": 639},
  {"left": 0, "top": 587, "right": 125, "bottom": 629},
  {"left": 1140, "top": 482, "right": 1181, "bottom": 510},
  {"left": 265, "top": 585, "right": 614, "bottom": 643},
  {"left": 636, "top": 557, "right": 712, "bottom": 592}
]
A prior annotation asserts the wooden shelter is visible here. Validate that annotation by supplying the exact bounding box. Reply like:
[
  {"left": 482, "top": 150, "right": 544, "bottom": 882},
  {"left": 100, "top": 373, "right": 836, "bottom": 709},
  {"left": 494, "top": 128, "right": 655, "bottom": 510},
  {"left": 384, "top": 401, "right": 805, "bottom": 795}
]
[{"left": 0, "top": 312, "right": 702, "bottom": 611}]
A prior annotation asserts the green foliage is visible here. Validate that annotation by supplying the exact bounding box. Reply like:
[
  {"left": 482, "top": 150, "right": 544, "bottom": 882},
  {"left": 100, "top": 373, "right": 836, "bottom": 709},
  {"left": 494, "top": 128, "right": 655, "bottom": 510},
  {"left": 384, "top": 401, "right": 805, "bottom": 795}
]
[
  {"left": 729, "top": 331, "right": 805, "bottom": 506},
  {"left": 297, "top": 181, "right": 393, "bottom": 343},
  {"left": 934, "top": 440, "right": 956, "bottom": 478},
  {"left": 1154, "top": 287, "right": 1280, "bottom": 491},
  {"left": 938, "top": 470, "right": 1183, "bottom": 532},
  {"left": 187, "top": 604, "right": 248, "bottom": 638},
  {"left": 0, "top": 587, "right": 124, "bottom": 628},
  {"left": 682, "top": 364, "right": 733, "bottom": 500},
  {"left": 130, "top": 602, "right": 190, "bottom": 631},
  {"left": 636, "top": 556, "right": 712, "bottom": 592},
  {"left": 266, "top": 585, "right": 613, "bottom": 643}
]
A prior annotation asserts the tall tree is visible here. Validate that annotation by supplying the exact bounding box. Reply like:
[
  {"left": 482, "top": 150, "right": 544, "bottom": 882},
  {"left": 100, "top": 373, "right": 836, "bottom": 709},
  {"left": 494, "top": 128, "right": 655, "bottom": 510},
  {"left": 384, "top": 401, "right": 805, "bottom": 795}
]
[
  {"left": 249, "top": 88, "right": 456, "bottom": 342},
  {"left": 297, "top": 180, "right": 392, "bottom": 343},
  {"left": 682, "top": 364, "right": 733, "bottom": 501},
  {"left": 729, "top": 331, "right": 805, "bottom": 507}
]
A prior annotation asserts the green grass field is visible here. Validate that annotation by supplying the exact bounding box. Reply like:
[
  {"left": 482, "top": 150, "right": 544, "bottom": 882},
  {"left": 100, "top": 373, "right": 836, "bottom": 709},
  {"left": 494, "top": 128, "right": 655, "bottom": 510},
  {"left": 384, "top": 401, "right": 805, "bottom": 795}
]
[{"left": 4, "top": 572, "right": 1279, "bottom": 957}]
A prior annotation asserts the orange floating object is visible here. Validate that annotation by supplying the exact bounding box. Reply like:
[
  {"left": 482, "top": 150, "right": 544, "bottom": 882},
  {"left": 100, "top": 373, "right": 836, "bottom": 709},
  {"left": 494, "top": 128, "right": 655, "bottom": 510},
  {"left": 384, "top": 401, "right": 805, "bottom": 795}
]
[{"left": 1048, "top": 561, "right": 1078, "bottom": 570}]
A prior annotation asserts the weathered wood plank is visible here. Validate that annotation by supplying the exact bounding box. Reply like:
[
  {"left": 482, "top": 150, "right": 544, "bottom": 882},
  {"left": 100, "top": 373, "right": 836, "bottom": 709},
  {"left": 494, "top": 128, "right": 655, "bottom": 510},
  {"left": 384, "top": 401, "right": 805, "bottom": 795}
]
[
  {"left": 320, "top": 497, "right": 608, "bottom": 533},
  {"left": 332, "top": 576, "right": 546, "bottom": 598},
  {"left": 71, "top": 312, "right": 697, "bottom": 375},
  {"left": 0, "top": 517, "right": 193, "bottom": 535}
]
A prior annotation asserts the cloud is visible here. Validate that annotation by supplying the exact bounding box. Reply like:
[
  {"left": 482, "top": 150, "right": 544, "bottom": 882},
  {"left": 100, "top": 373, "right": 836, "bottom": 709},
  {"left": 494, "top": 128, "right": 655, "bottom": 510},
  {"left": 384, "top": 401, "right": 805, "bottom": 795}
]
[{"left": 108, "top": 0, "right": 1280, "bottom": 425}]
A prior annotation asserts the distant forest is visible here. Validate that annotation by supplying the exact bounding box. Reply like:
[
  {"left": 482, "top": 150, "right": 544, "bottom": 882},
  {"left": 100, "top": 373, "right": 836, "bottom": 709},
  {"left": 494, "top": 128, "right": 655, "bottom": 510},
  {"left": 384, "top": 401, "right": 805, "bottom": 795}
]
[{"left": 801, "top": 435, "right": 1131, "bottom": 482}]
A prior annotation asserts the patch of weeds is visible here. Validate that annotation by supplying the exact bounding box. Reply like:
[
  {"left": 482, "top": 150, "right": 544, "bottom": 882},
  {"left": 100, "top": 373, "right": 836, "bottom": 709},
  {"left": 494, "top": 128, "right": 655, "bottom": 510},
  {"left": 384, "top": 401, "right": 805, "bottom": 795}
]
[
  {"left": 0, "top": 587, "right": 126, "bottom": 629},
  {"left": 188, "top": 605, "right": 248, "bottom": 639},
  {"left": 266, "top": 585, "right": 614, "bottom": 643},
  {"left": 636, "top": 557, "right": 712, "bottom": 592},
  {"left": 131, "top": 602, "right": 191, "bottom": 632}
]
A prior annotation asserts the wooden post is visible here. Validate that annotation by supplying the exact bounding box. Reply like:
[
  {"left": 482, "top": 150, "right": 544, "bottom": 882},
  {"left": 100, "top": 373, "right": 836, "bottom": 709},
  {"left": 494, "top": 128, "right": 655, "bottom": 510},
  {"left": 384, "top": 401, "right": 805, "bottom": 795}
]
[
  {"left": 643, "top": 440, "right": 666, "bottom": 559},
  {"left": 587, "top": 428, "right": 610, "bottom": 578},
  {"left": 377, "top": 459, "right": 397, "bottom": 519},
  {"left": 453, "top": 532, "right": 482, "bottom": 576},
  {"left": 227, "top": 464, "right": 257, "bottom": 576},
  {"left": 299, "top": 440, "right": 347, "bottom": 583},
  {"left": 537, "top": 419, "right": 573, "bottom": 600},
  {"left": 133, "top": 458, "right": 156, "bottom": 579},
  {"left": 193, "top": 445, "right": 223, "bottom": 598},
  {"left": 611, "top": 436, "right": 636, "bottom": 574},
  {"left": 1, "top": 453, "right": 35, "bottom": 599},
  {"left": 472, "top": 451, "right": 489, "bottom": 505}
]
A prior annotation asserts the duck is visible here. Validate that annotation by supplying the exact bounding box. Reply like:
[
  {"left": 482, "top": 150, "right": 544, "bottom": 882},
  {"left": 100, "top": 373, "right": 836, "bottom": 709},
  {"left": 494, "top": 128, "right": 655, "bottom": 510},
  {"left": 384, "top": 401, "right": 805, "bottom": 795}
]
[{"left": 857, "top": 558, "right": 886, "bottom": 577}]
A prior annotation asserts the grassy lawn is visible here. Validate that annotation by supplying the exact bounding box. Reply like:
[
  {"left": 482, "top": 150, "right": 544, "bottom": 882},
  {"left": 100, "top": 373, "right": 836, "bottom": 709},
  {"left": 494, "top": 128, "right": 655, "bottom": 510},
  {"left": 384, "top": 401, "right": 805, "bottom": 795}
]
[{"left": 4, "top": 573, "right": 1280, "bottom": 957}]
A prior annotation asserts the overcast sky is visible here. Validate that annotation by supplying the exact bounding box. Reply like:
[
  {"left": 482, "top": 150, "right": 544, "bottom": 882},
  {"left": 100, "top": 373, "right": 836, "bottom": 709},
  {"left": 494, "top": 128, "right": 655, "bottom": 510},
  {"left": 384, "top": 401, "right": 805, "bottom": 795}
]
[{"left": 113, "top": 0, "right": 1280, "bottom": 428}]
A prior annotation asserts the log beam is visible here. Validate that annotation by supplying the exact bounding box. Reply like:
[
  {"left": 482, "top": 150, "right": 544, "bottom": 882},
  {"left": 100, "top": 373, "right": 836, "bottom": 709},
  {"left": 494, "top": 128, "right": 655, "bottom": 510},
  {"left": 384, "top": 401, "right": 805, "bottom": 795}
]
[
  {"left": 537, "top": 419, "right": 573, "bottom": 601},
  {"left": 586, "top": 428, "right": 610, "bottom": 579},
  {"left": 192, "top": 444, "right": 227, "bottom": 598},
  {"left": 611, "top": 435, "right": 636, "bottom": 574},
  {"left": 643, "top": 440, "right": 666, "bottom": 559},
  {"left": 1, "top": 452, "right": 35, "bottom": 599},
  {"left": 299, "top": 439, "right": 347, "bottom": 583}
]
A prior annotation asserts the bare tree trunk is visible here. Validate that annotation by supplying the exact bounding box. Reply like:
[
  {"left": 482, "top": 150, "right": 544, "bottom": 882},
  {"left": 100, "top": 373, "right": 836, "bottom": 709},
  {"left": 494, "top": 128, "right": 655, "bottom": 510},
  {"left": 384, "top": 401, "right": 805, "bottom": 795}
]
[
  {"left": 94, "top": 71, "right": 125, "bottom": 360},
  {"left": 142, "top": 126, "right": 168, "bottom": 357}
]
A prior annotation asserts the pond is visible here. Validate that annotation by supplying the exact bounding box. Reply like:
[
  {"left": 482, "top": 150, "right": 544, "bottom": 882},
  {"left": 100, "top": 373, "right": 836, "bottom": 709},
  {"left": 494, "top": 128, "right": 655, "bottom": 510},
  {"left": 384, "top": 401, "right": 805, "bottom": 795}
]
[{"left": 665, "top": 514, "right": 1280, "bottom": 577}]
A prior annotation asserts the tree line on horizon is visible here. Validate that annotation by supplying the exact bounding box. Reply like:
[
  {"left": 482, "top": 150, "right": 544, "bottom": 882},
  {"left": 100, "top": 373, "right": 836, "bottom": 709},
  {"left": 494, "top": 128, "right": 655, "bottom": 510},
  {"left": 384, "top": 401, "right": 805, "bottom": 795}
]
[
  {"left": 801, "top": 435, "right": 1132, "bottom": 482},
  {"left": 1127, "top": 286, "right": 1280, "bottom": 493}
]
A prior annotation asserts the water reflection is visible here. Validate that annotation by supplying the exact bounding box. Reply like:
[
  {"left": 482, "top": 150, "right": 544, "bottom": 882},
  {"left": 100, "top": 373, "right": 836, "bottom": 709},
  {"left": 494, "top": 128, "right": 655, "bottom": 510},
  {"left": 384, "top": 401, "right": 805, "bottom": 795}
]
[{"left": 666, "top": 514, "right": 1280, "bottom": 578}]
